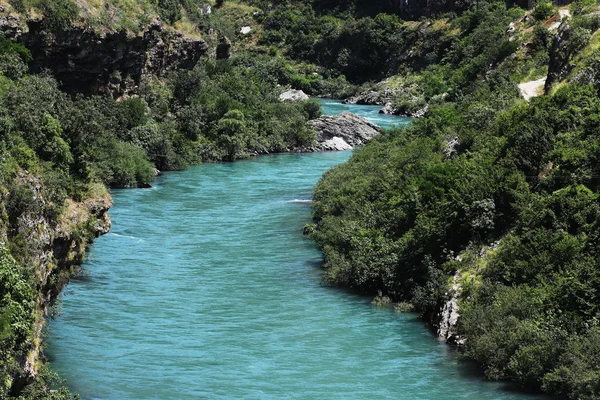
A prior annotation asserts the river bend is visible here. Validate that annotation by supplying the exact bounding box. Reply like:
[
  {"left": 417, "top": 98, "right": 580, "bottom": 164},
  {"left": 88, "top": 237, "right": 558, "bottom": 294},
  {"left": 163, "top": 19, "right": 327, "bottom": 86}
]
[{"left": 47, "top": 101, "right": 547, "bottom": 400}]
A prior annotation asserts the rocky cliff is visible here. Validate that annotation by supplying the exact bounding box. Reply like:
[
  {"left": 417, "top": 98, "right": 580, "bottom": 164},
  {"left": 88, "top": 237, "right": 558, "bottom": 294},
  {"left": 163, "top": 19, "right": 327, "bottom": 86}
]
[
  {"left": 0, "top": 173, "right": 112, "bottom": 394},
  {"left": 0, "top": 10, "right": 208, "bottom": 96},
  {"left": 545, "top": 22, "right": 573, "bottom": 93}
]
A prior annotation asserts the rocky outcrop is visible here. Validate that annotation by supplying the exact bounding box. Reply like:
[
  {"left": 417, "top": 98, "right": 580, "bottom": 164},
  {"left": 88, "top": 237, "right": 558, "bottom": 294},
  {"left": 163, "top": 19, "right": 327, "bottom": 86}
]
[
  {"left": 344, "top": 79, "right": 428, "bottom": 118},
  {"left": 1, "top": 17, "right": 208, "bottom": 96},
  {"left": 545, "top": 22, "right": 574, "bottom": 93},
  {"left": 518, "top": 76, "right": 547, "bottom": 101},
  {"left": 443, "top": 136, "right": 460, "bottom": 158},
  {"left": 380, "top": 102, "right": 428, "bottom": 118},
  {"left": 437, "top": 271, "right": 463, "bottom": 345},
  {"left": 344, "top": 90, "right": 386, "bottom": 106},
  {"left": 2, "top": 172, "right": 112, "bottom": 393},
  {"left": 279, "top": 89, "right": 310, "bottom": 102},
  {"left": 0, "top": 8, "right": 22, "bottom": 38},
  {"left": 297, "top": 112, "right": 381, "bottom": 152},
  {"left": 216, "top": 35, "right": 231, "bottom": 60}
]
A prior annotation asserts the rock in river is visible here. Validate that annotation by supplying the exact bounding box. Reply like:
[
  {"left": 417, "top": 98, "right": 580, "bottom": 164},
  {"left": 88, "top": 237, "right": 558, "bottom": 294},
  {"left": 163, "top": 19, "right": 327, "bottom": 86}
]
[{"left": 297, "top": 112, "right": 381, "bottom": 152}]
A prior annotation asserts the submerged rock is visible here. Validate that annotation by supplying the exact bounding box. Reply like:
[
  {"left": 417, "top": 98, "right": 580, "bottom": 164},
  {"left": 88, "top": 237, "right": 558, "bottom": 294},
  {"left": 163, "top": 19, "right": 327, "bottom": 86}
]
[
  {"left": 279, "top": 89, "right": 309, "bottom": 102},
  {"left": 297, "top": 112, "right": 381, "bottom": 152}
]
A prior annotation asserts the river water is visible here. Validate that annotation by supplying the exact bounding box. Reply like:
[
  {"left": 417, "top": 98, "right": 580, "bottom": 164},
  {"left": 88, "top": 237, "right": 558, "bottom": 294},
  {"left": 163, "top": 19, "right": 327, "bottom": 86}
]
[{"left": 47, "top": 100, "right": 547, "bottom": 399}]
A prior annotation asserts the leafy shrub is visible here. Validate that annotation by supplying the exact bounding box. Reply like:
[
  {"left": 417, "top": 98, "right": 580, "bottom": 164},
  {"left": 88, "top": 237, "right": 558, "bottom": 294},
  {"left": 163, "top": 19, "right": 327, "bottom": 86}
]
[
  {"left": 0, "top": 244, "right": 35, "bottom": 398},
  {"left": 531, "top": 24, "right": 550, "bottom": 51},
  {"left": 0, "top": 52, "right": 28, "bottom": 80},
  {"left": 101, "top": 141, "right": 155, "bottom": 187},
  {"left": 35, "top": 0, "right": 80, "bottom": 30},
  {"left": 157, "top": 0, "right": 181, "bottom": 24},
  {"left": 532, "top": 1, "right": 554, "bottom": 21}
]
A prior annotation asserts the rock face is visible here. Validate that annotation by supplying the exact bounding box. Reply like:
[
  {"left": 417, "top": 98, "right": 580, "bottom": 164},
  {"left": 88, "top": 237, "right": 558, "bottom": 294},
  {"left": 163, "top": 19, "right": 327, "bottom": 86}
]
[
  {"left": 3, "top": 20, "right": 208, "bottom": 96},
  {"left": 0, "top": 13, "right": 21, "bottom": 38},
  {"left": 298, "top": 112, "right": 381, "bottom": 151},
  {"left": 279, "top": 89, "right": 310, "bottom": 102},
  {"left": 1, "top": 172, "right": 112, "bottom": 393},
  {"left": 545, "top": 22, "right": 573, "bottom": 93},
  {"left": 437, "top": 271, "right": 462, "bottom": 345}
]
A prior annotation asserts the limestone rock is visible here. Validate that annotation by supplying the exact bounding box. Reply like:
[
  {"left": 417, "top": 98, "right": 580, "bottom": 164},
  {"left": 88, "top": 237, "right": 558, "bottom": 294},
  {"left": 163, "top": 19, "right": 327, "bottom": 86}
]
[
  {"left": 438, "top": 271, "right": 464, "bottom": 345},
  {"left": 380, "top": 103, "right": 395, "bottom": 115},
  {"left": 279, "top": 89, "right": 309, "bottom": 102},
  {"left": 319, "top": 136, "right": 353, "bottom": 151},
  {"left": 296, "top": 112, "right": 381, "bottom": 152}
]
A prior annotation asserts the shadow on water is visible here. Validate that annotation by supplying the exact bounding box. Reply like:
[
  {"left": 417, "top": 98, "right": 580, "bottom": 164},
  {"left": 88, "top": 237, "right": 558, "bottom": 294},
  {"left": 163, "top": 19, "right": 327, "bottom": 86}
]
[
  {"left": 453, "top": 358, "right": 563, "bottom": 399},
  {"left": 304, "top": 256, "right": 559, "bottom": 400},
  {"left": 69, "top": 269, "right": 92, "bottom": 283}
]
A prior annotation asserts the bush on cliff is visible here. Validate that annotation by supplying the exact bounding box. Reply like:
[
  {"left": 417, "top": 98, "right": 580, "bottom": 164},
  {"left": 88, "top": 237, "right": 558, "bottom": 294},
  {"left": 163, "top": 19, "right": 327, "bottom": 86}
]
[{"left": 0, "top": 245, "right": 35, "bottom": 398}]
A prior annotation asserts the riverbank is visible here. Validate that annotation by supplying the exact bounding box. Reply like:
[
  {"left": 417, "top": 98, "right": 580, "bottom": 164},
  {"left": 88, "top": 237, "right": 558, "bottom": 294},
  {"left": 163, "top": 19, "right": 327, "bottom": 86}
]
[{"left": 0, "top": 179, "right": 112, "bottom": 397}]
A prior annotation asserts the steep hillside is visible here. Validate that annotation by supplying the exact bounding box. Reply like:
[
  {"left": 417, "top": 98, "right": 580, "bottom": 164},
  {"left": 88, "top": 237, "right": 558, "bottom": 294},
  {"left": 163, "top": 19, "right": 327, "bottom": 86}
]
[{"left": 307, "top": 1, "right": 600, "bottom": 399}]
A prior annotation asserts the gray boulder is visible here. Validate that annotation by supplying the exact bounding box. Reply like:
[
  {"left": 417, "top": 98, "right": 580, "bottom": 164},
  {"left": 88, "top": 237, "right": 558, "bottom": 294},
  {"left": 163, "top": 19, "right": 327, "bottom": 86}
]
[
  {"left": 319, "top": 136, "right": 353, "bottom": 151},
  {"left": 279, "top": 89, "right": 309, "bottom": 102},
  {"left": 297, "top": 112, "right": 381, "bottom": 152}
]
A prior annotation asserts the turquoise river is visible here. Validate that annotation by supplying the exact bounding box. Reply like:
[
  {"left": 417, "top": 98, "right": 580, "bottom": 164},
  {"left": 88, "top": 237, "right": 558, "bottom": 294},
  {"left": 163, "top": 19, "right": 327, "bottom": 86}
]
[{"left": 47, "top": 100, "right": 549, "bottom": 400}]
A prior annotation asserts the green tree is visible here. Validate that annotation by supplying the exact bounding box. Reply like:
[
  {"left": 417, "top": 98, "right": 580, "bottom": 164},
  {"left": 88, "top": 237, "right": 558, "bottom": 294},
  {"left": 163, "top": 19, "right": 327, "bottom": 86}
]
[{"left": 217, "top": 110, "right": 249, "bottom": 161}]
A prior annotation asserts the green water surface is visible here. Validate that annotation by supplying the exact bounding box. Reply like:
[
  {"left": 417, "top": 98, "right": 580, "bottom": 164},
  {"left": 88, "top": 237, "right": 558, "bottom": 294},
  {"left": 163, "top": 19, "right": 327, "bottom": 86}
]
[{"left": 46, "top": 101, "right": 548, "bottom": 399}]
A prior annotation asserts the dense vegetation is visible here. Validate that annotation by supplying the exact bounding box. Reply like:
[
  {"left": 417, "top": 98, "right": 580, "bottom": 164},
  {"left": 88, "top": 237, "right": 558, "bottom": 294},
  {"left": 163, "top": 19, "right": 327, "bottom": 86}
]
[
  {"left": 0, "top": 50, "right": 319, "bottom": 188},
  {"left": 308, "top": 2, "right": 600, "bottom": 398},
  {"left": 311, "top": 82, "right": 600, "bottom": 399}
]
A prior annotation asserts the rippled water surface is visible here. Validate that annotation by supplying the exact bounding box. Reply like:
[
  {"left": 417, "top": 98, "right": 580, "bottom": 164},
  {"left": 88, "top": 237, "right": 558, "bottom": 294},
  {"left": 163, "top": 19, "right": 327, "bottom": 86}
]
[
  {"left": 47, "top": 101, "right": 548, "bottom": 399},
  {"left": 317, "top": 98, "right": 405, "bottom": 130}
]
